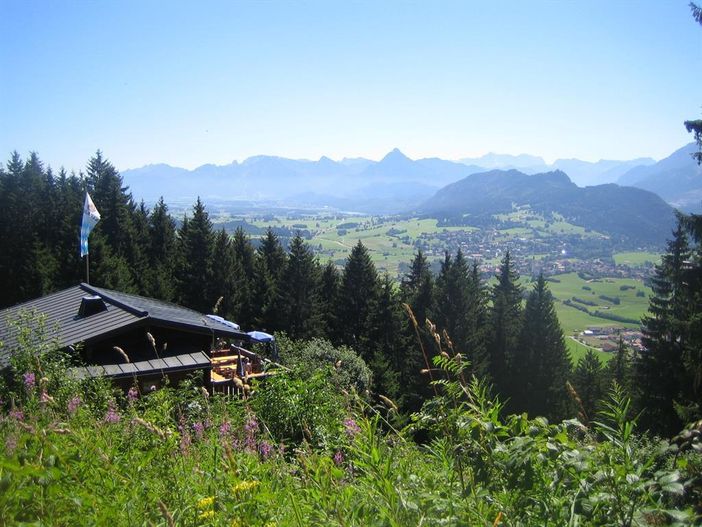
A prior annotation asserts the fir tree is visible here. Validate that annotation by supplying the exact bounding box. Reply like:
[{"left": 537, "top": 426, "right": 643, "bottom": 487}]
[
  {"left": 177, "top": 198, "right": 214, "bottom": 313},
  {"left": 573, "top": 350, "right": 606, "bottom": 423},
  {"left": 146, "top": 198, "right": 178, "bottom": 301},
  {"left": 336, "top": 241, "right": 380, "bottom": 363},
  {"left": 279, "top": 234, "right": 321, "bottom": 340},
  {"left": 230, "top": 227, "right": 257, "bottom": 329},
  {"left": 253, "top": 228, "right": 287, "bottom": 331},
  {"left": 513, "top": 274, "right": 572, "bottom": 420},
  {"left": 636, "top": 221, "right": 690, "bottom": 434},
  {"left": 488, "top": 251, "right": 523, "bottom": 397},
  {"left": 317, "top": 260, "right": 341, "bottom": 342}
]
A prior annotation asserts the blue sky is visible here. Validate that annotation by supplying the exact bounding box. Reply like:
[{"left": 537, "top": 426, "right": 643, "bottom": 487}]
[{"left": 1, "top": 0, "right": 700, "bottom": 173}]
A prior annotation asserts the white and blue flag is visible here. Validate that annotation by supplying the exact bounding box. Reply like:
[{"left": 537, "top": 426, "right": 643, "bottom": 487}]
[{"left": 80, "top": 192, "right": 101, "bottom": 257}]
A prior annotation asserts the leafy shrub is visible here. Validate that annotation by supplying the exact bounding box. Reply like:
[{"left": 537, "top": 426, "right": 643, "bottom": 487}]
[{"left": 277, "top": 335, "right": 372, "bottom": 395}]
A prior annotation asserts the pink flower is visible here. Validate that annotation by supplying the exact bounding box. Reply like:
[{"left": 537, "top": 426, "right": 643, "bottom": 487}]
[
  {"left": 258, "top": 440, "right": 273, "bottom": 459},
  {"left": 219, "top": 421, "right": 231, "bottom": 438},
  {"left": 193, "top": 421, "right": 205, "bottom": 439},
  {"left": 127, "top": 387, "right": 138, "bottom": 402},
  {"left": 39, "top": 391, "right": 54, "bottom": 405},
  {"left": 9, "top": 408, "right": 24, "bottom": 421},
  {"left": 333, "top": 450, "right": 344, "bottom": 466},
  {"left": 104, "top": 403, "right": 120, "bottom": 424},
  {"left": 67, "top": 396, "right": 82, "bottom": 415},
  {"left": 343, "top": 418, "right": 361, "bottom": 438},
  {"left": 23, "top": 372, "right": 36, "bottom": 390}
]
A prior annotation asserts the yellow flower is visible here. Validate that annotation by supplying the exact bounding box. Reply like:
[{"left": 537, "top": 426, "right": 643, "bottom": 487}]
[
  {"left": 198, "top": 509, "right": 215, "bottom": 520},
  {"left": 232, "top": 480, "right": 260, "bottom": 493},
  {"left": 230, "top": 519, "right": 243, "bottom": 527},
  {"left": 197, "top": 496, "right": 215, "bottom": 509},
  {"left": 263, "top": 522, "right": 277, "bottom": 527}
]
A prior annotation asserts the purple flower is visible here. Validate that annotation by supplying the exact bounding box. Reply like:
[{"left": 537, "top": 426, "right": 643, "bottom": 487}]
[
  {"left": 178, "top": 416, "right": 192, "bottom": 454},
  {"left": 104, "top": 403, "right": 120, "bottom": 424},
  {"left": 193, "top": 421, "right": 205, "bottom": 439},
  {"left": 23, "top": 372, "right": 36, "bottom": 390},
  {"left": 4, "top": 435, "right": 18, "bottom": 454},
  {"left": 244, "top": 416, "right": 259, "bottom": 435},
  {"left": 127, "top": 387, "right": 138, "bottom": 402},
  {"left": 333, "top": 450, "right": 344, "bottom": 466},
  {"left": 9, "top": 408, "right": 24, "bottom": 421},
  {"left": 67, "top": 396, "right": 82, "bottom": 415},
  {"left": 39, "top": 390, "right": 53, "bottom": 405},
  {"left": 258, "top": 440, "right": 273, "bottom": 459},
  {"left": 219, "top": 421, "right": 231, "bottom": 438},
  {"left": 343, "top": 418, "right": 361, "bottom": 438}
]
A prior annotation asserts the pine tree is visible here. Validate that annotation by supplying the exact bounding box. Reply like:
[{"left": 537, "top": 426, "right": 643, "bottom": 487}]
[
  {"left": 488, "top": 251, "right": 523, "bottom": 396},
  {"left": 513, "top": 274, "right": 572, "bottom": 420},
  {"left": 253, "top": 228, "right": 287, "bottom": 331},
  {"left": 573, "top": 350, "right": 606, "bottom": 422},
  {"left": 465, "top": 262, "right": 490, "bottom": 377},
  {"left": 607, "top": 335, "right": 632, "bottom": 393},
  {"left": 279, "top": 234, "right": 321, "bottom": 339},
  {"left": 146, "top": 198, "right": 178, "bottom": 301},
  {"left": 636, "top": 221, "right": 690, "bottom": 434},
  {"left": 230, "top": 227, "right": 257, "bottom": 329},
  {"left": 336, "top": 241, "right": 380, "bottom": 363},
  {"left": 177, "top": 198, "right": 214, "bottom": 313},
  {"left": 398, "top": 250, "right": 436, "bottom": 410},
  {"left": 317, "top": 260, "right": 341, "bottom": 342},
  {"left": 210, "top": 229, "right": 238, "bottom": 319}
]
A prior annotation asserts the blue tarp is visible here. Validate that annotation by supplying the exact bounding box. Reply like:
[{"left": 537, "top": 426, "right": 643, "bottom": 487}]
[
  {"left": 247, "top": 330, "right": 275, "bottom": 342},
  {"left": 205, "top": 314, "right": 240, "bottom": 331}
]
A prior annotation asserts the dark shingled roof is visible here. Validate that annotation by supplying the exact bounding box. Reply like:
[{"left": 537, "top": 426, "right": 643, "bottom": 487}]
[{"left": 0, "top": 283, "right": 249, "bottom": 368}]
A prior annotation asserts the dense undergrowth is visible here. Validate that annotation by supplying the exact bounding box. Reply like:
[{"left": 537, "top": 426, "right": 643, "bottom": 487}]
[{"left": 1, "top": 329, "right": 701, "bottom": 526}]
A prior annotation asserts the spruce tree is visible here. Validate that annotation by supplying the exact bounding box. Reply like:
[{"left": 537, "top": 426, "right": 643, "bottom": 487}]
[
  {"left": 253, "top": 228, "right": 287, "bottom": 331},
  {"left": 636, "top": 221, "right": 690, "bottom": 434},
  {"left": 488, "top": 251, "right": 523, "bottom": 397},
  {"left": 146, "top": 198, "right": 178, "bottom": 301},
  {"left": 317, "top": 260, "right": 341, "bottom": 342},
  {"left": 230, "top": 227, "right": 257, "bottom": 329},
  {"left": 513, "top": 274, "right": 572, "bottom": 420},
  {"left": 177, "top": 198, "right": 214, "bottom": 313},
  {"left": 210, "top": 229, "right": 238, "bottom": 319},
  {"left": 573, "top": 350, "right": 606, "bottom": 423},
  {"left": 279, "top": 234, "right": 321, "bottom": 339},
  {"left": 336, "top": 241, "right": 380, "bottom": 363}
]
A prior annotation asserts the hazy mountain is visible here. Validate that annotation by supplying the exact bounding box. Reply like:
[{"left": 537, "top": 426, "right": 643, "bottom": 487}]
[
  {"left": 617, "top": 143, "right": 702, "bottom": 212},
  {"left": 459, "top": 153, "right": 656, "bottom": 186},
  {"left": 460, "top": 153, "right": 548, "bottom": 172},
  {"left": 122, "top": 149, "right": 482, "bottom": 211},
  {"left": 418, "top": 169, "right": 675, "bottom": 245}
]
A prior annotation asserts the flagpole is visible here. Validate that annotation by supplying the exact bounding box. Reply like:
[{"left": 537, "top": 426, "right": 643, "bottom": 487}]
[{"left": 86, "top": 254, "right": 90, "bottom": 284}]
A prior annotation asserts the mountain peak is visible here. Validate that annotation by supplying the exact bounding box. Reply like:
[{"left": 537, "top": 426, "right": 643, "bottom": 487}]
[{"left": 381, "top": 148, "right": 412, "bottom": 163}]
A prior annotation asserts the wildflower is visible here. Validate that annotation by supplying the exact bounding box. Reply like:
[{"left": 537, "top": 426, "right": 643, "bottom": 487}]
[
  {"left": 193, "top": 421, "right": 205, "bottom": 439},
  {"left": 67, "top": 395, "right": 82, "bottom": 415},
  {"left": 9, "top": 408, "right": 24, "bottom": 421},
  {"left": 198, "top": 510, "right": 215, "bottom": 520},
  {"left": 343, "top": 418, "right": 361, "bottom": 438},
  {"left": 244, "top": 415, "right": 259, "bottom": 435},
  {"left": 179, "top": 416, "right": 191, "bottom": 454},
  {"left": 333, "top": 450, "right": 344, "bottom": 466},
  {"left": 104, "top": 403, "right": 120, "bottom": 424},
  {"left": 127, "top": 386, "right": 138, "bottom": 402},
  {"left": 4, "top": 434, "right": 18, "bottom": 454},
  {"left": 40, "top": 390, "right": 54, "bottom": 405},
  {"left": 259, "top": 440, "right": 273, "bottom": 459},
  {"left": 197, "top": 496, "right": 215, "bottom": 509},
  {"left": 219, "top": 420, "right": 231, "bottom": 438},
  {"left": 23, "top": 372, "right": 36, "bottom": 390},
  {"left": 232, "top": 480, "right": 260, "bottom": 493},
  {"left": 230, "top": 520, "right": 242, "bottom": 527}
]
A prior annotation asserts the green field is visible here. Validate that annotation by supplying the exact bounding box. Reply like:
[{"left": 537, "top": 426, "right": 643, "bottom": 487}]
[{"left": 613, "top": 251, "right": 660, "bottom": 266}]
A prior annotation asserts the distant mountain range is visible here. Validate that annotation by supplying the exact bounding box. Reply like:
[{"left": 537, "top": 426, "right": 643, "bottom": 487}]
[
  {"left": 121, "top": 143, "right": 700, "bottom": 217},
  {"left": 417, "top": 169, "right": 676, "bottom": 246},
  {"left": 616, "top": 143, "right": 702, "bottom": 212}
]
